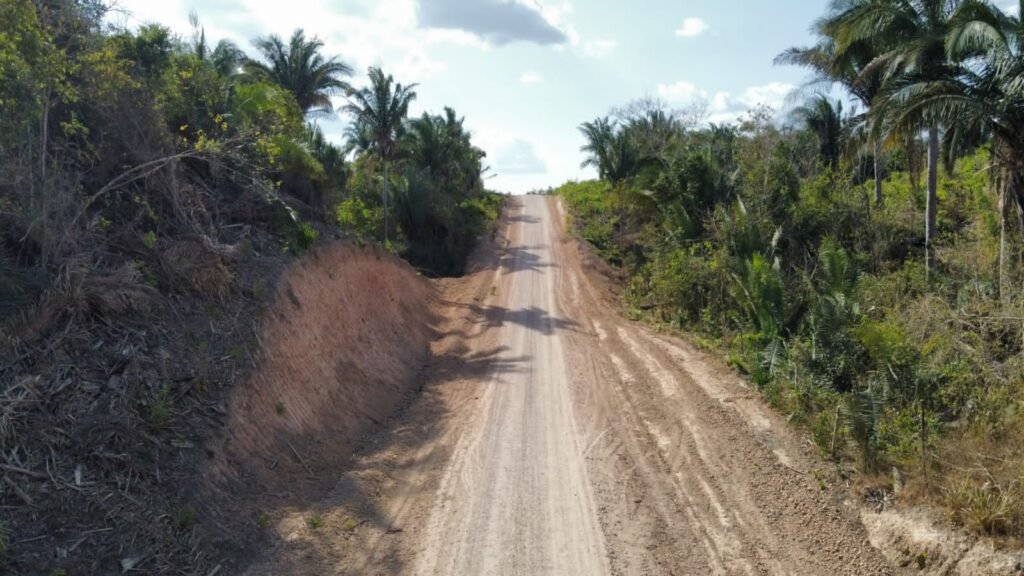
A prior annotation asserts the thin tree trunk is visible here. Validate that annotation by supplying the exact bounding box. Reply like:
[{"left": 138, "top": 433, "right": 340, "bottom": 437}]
[
  {"left": 999, "top": 184, "right": 1008, "bottom": 304},
  {"left": 907, "top": 134, "right": 922, "bottom": 192},
  {"left": 926, "top": 126, "right": 939, "bottom": 276},
  {"left": 382, "top": 159, "right": 389, "bottom": 245},
  {"left": 873, "top": 139, "right": 884, "bottom": 208},
  {"left": 40, "top": 88, "right": 51, "bottom": 265}
]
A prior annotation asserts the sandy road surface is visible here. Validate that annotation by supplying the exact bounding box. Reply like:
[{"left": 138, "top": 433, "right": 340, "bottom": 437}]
[{"left": 247, "top": 196, "right": 897, "bottom": 575}]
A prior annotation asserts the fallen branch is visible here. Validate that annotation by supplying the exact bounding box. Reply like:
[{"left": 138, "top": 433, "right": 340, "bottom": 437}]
[
  {"left": 0, "top": 463, "right": 45, "bottom": 479},
  {"left": 4, "top": 474, "right": 35, "bottom": 506},
  {"left": 287, "top": 442, "right": 313, "bottom": 475}
]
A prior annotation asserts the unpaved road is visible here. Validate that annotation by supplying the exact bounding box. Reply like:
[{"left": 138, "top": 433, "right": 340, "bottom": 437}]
[{"left": 247, "top": 196, "right": 897, "bottom": 575}]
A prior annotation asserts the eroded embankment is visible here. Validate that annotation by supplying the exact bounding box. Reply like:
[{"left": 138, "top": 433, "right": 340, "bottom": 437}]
[{"left": 204, "top": 243, "right": 437, "bottom": 496}]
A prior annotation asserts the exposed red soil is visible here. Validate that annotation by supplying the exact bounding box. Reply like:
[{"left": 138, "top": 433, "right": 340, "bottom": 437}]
[{"left": 204, "top": 244, "right": 437, "bottom": 496}]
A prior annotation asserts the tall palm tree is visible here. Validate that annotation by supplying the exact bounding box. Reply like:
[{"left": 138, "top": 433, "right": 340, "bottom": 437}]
[
  {"left": 343, "top": 67, "right": 418, "bottom": 243},
  {"left": 883, "top": 0, "right": 1024, "bottom": 298},
  {"left": 244, "top": 29, "right": 352, "bottom": 116},
  {"left": 824, "top": 0, "right": 962, "bottom": 273},
  {"left": 790, "top": 95, "right": 845, "bottom": 170},
  {"left": 776, "top": 35, "right": 888, "bottom": 206}
]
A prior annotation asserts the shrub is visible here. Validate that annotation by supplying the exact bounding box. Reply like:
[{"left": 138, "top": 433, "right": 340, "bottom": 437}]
[
  {"left": 295, "top": 222, "right": 319, "bottom": 251},
  {"left": 306, "top": 514, "right": 325, "bottom": 530}
]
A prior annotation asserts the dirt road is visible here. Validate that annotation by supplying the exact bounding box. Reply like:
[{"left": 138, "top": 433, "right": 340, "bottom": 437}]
[{"left": 247, "top": 196, "right": 896, "bottom": 575}]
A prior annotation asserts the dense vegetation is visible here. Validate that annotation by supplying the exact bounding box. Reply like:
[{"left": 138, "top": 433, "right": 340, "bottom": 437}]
[
  {"left": 0, "top": 0, "right": 498, "bottom": 571},
  {"left": 0, "top": 0, "right": 499, "bottom": 317},
  {"left": 563, "top": 0, "right": 1024, "bottom": 538}
]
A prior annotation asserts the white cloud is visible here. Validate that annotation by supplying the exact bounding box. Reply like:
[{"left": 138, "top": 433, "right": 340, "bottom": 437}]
[
  {"left": 112, "top": 0, "right": 458, "bottom": 85},
  {"left": 657, "top": 81, "right": 708, "bottom": 102},
  {"left": 655, "top": 79, "right": 796, "bottom": 124},
  {"left": 675, "top": 17, "right": 709, "bottom": 38},
  {"left": 739, "top": 82, "right": 795, "bottom": 109},
  {"left": 707, "top": 82, "right": 795, "bottom": 123},
  {"left": 418, "top": 0, "right": 568, "bottom": 45},
  {"left": 520, "top": 71, "right": 543, "bottom": 85},
  {"left": 582, "top": 38, "right": 618, "bottom": 58},
  {"left": 533, "top": 0, "right": 575, "bottom": 27}
]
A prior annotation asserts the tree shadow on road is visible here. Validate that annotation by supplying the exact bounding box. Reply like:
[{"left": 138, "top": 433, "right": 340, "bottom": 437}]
[
  {"left": 496, "top": 244, "right": 557, "bottom": 274},
  {"left": 240, "top": 331, "right": 532, "bottom": 575},
  {"left": 506, "top": 213, "right": 541, "bottom": 225},
  {"left": 439, "top": 298, "right": 580, "bottom": 337}
]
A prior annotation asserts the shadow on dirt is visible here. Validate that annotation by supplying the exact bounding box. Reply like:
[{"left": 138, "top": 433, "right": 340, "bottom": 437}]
[
  {"left": 230, "top": 196, "right": 554, "bottom": 575},
  {"left": 496, "top": 244, "right": 556, "bottom": 274},
  {"left": 440, "top": 298, "right": 580, "bottom": 338},
  {"left": 506, "top": 214, "right": 541, "bottom": 225},
  {"left": 246, "top": 303, "right": 533, "bottom": 575}
]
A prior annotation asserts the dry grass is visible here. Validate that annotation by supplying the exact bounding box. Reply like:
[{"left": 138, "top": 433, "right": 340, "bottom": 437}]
[
  {"left": 82, "top": 262, "right": 155, "bottom": 316},
  {"left": 160, "top": 239, "right": 233, "bottom": 297},
  {"left": 0, "top": 377, "right": 39, "bottom": 450},
  {"left": 946, "top": 479, "right": 1022, "bottom": 536},
  {"left": 925, "top": 410, "right": 1024, "bottom": 539},
  {"left": 0, "top": 520, "right": 8, "bottom": 563}
]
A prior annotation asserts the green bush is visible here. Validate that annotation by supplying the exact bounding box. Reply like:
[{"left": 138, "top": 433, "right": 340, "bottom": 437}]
[
  {"left": 557, "top": 180, "right": 622, "bottom": 264},
  {"left": 336, "top": 197, "right": 383, "bottom": 241},
  {"left": 295, "top": 222, "right": 319, "bottom": 251}
]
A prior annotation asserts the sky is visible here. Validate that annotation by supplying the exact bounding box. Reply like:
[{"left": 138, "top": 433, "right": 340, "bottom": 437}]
[{"left": 110, "top": 0, "right": 830, "bottom": 193}]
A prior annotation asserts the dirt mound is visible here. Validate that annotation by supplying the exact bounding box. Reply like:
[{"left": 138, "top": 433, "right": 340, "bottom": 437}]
[
  {"left": 205, "top": 243, "right": 437, "bottom": 494},
  {"left": 0, "top": 241, "right": 438, "bottom": 575},
  {"left": 862, "top": 508, "right": 1024, "bottom": 574}
]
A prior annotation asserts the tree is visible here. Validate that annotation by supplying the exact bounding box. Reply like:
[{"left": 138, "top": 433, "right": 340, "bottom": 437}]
[
  {"left": 882, "top": 0, "right": 1024, "bottom": 298},
  {"left": 189, "top": 12, "right": 245, "bottom": 76},
  {"left": 404, "top": 107, "right": 482, "bottom": 189},
  {"left": 790, "top": 95, "right": 845, "bottom": 170},
  {"left": 397, "top": 107, "right": 489, "bottom": 272},
  {"left": 579, "top": 117, "right": 617, "bottom": 180},
  {"left": 244, "top": 29, "right": 352, "bottom": 116},
  {"left": 776, "top": 35, "right": 888, "bottom": 206},
  {"left": 623, "top": 107, "right": 684, "bottom": 162},
  {"left": 824, "top": 0, "right": 962, "bottom": 273},
  {"left": 343, "top": 67, "right": 418, "bottom": 243}
]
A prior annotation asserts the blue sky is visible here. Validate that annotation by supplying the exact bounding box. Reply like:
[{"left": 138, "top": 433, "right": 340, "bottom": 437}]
[{"left": 112, "top": 0, "right": 829, "bottom": 193}]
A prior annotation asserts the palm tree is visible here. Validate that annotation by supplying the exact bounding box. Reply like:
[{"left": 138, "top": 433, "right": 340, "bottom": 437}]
[
  {"left": 790, "top": 95, "right": 845, "bottom": 170},
  {"left": 883, "top": 0, "right": 1024, "bottom": 298},
  {"left": 399, "top": 107, "right": 487, "bottom": 251},
  {"left": 208, "top": 40, "right": 246, "bottom": 77},
  {"left": 578, "top": 116, "right": 654, "bottom": 185},
  {"left": 343, "top": 67, "right": 418, "bottom": 243},
  {"left": 244, "top": 29, "right": 352, "bottom": 116},
  {"left": 404, "top": 108, "right": 482, "bottom": 189},
  {"left": 188, "top": 12, "right": 245, "bottom": 76},
  {"left": 776, "top": 35, "right": 888, "bottom": 206},
  {"left": 579, "top": 117, "right": 617, "bottom": 180},
  {"left": 824, "top": 0, "right": 962, "bottom": 273}
]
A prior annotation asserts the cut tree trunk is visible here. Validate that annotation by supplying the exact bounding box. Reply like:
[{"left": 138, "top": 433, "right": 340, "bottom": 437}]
[{"left": 926, "top": 126, "right": 939, "bottom": 275}]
